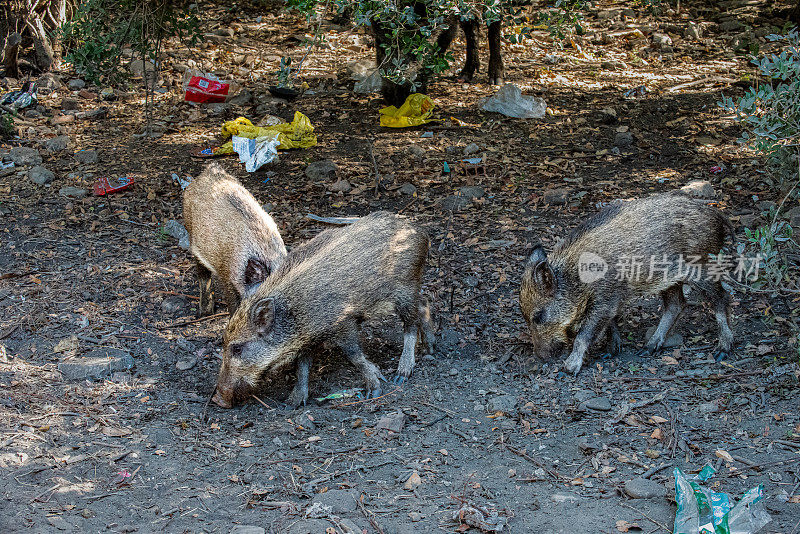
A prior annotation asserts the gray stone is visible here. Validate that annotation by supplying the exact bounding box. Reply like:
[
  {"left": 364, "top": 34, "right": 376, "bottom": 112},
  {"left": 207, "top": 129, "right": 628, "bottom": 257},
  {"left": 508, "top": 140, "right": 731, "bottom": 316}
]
[
  {"left": 459, "top": 185, "right": 484, "bottom": 199},
  {"left": 305, "top": 160, "right": 338, "bottom": 181},
  {"left": 286, "top": 520, "right": 330, "bottom": 534},
  {"left": 46, "top": 515, "right": 71, "bottom": 531},
  {"left": 37, "top": 72, "right": 63, "bottom": 95},
  {"left": 376, "top": 412, "right": 406, "bottom": 433},
  {"left": 328, "top": 179, "right": 352, "bottom": 193},
  {"left": 680, "top": 180, "right": 715, "bottom": 199},
  {"left": 719, "top": 19, "right": 743, "bottom": 32},
  {"left": 599, "top": 107, "right": 617, "bottom": 123},
  {"left": 311, "top": 488, "right": 359, "bottom": 514},
  {"left": 448, "top": 367, "right": 459, "bottom": 376},
  {"left": 652, "top": 32, "right": 673, "bottom": 49},
  {"left": 624, "top": 477, "right": 667, "bottom": 499},
  {"left": 68, "top": 79, "right": 86, "bottom": 90},
  {"left": 408, "top": 511, "right": 423, "bottom": 522},
  {"left": 786, "top": 206, "right": 800, "bottom": 228},
  {"left": 487, "top": 394, "right": 517, "bottom": 414},
  {"left": 615, "top": 131, "right": 634, "bottom": 148},
  {"left": 9, "top": 146, "right": 42, "bottom": 166},
  {"left": 163, "top": 219, "right": 190, "bottom": 250},
  {"left": 439, "top": 195, "right": 471, "bottom": 211},
  {"left": 230, "top": 527, "right": 265, "bottom": 534},
  {"left": 573, "top": 389, "right": 594, "bottom": 403},
  {"left": 24, "top": 109, "right": 41, "bottom": 118},
  {"left": 699, "top": 400, "right": 720, "bottom": 413},
  {"left": 407, "top": 144, "right": 425, "bottom": 158},
  {"left": 582, "top": 397, "right": 612, "bottom": 411},
  {"left": 543, "top": 187, "right": 572, "bottom": 205},
  {"left": 75, "top": 149, "right": 98, "bottom": 164},
  {"left": 44, "top": 135, "right": 70, "bottom": 153},
  {"left": 58, "top": 348, "right": 135, "bottom": 380},
  {"left": 550, "top": 492, "right": 583, "bottom": 503},
  {"left": 0, "top": 204, "right": 10, "bottom": 217},
  {"left": 207, "top": 103, "right": 229, "bottom": 115},
  {"left": 228, "top": 90, "right": 253, "bottom": 107},
  {"left": 398, "top": 183, "right": 417, "bottom": 195},
  {"left": 214, "top": 27, "right": 235, "bottom": 37},
  {"left": 61, "top": 97, "right": 79, "bottom": 111},
  {"left": 29, "top": 166, "right": 54, "bottom": 185},
  {"left": 463, "top": 142, "right": 480, "bottom": 155},
  {"left": 161, "top": 295, "right": 188, "bottom": 314},
  {"left": 685, "top": 21, "right": 702, "bottom": 40},
  {"left": 59, "top": 186, "right": 88, "bottom": 199}
]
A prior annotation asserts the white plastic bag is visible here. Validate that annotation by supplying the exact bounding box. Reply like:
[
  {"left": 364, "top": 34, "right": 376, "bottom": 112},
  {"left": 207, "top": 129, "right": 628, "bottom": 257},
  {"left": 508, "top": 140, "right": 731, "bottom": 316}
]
[
  {"left": 481, "top": 84, "right": 546, "bottom": 119},
  {"left": 231, "top": 133, "right": 280, "bottom": 172}
]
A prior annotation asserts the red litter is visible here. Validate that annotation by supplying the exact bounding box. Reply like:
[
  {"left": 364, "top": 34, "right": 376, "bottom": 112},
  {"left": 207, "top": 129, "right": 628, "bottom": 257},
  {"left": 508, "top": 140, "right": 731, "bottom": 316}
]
[
  {"left": 93, "top": 176, "right": 134, "bottom": 196},
  {"left": 710, "top": 165, "right": 724, "bottom": 174}
]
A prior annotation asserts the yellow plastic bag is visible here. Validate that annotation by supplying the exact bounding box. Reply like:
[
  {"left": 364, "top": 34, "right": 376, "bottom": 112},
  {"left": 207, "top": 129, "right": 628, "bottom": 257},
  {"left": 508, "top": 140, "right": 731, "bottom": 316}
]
[
  {"left": 379, "top": 93, "right": 437, "bottom": 128},
  {"left": 216, "top": 111, "right": 317, "bottom": 153}
]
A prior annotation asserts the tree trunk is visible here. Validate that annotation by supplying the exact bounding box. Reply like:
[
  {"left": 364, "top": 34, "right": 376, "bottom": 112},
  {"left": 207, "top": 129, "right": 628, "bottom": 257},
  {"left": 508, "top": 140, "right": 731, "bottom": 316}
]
[{"left": 28, "top": 16, "right": 55, "bottom": 72}]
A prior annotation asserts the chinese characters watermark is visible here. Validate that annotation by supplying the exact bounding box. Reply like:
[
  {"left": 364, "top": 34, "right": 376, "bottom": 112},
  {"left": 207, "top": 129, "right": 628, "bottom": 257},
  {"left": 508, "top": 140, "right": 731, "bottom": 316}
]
[{"left": 578, "top": 253, "right": 761, "bottom": 283}]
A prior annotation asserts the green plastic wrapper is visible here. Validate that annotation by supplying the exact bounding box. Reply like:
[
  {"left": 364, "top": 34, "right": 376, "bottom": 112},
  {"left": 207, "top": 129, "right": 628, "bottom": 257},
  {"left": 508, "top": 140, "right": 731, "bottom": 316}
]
[{"left": 673, "top": 467, "right": 771, "bottom": 534}]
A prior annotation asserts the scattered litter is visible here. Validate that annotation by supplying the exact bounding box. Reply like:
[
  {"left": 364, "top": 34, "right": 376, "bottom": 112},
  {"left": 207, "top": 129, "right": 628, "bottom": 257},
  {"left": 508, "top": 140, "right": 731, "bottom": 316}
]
[
  {"left": 420, "top": 131, "right": 434, "bottom": 138},
  {"left": 710, "top": 165, "right": 724, "bottom": 174},
  {"left": 93, "top": 176, "right": 134, "bottom": 196},
  {"left": 0, "top": 81, "right": 37, "bottom": 112},
  {"left": 453, "top": 502, "right": 508, "bottom": 532},
  {"left": 216, "top": 112, "right": 317, "bottom": 156},
  {"left": 673, "top": 466, "right": 770, "bottom": 534},
  {"left": 624, "top": 85, "right": 648, "bottom": 98},
  {"left": 459, "top": 157, "right": 486, "bottom": 177},
  {"left": 231, "top": 132, "right": 281, "bottom": 172},
  {"left": 163, "top": 220, "right": 190, "bottom": 250},
  {"left": 481, "top": 84, "right": 546, "bottom": 119},
  {"left": 190, "top": 146, "right": 225, "bottom": 159},
  {"left": 183, "top": 70, "right": 240, "bottom": 103},
  {"left": 442, "top": 161, "right": 451, "bottom": 174},
  {"left": 171, "top": 173, "right": 193, "bottom": 190},
  {"left": 315, "top": 388, "right": 363, "bottom": 403},
  {"left": 380, "top": 93, "right": 437, "bottom": 128}
]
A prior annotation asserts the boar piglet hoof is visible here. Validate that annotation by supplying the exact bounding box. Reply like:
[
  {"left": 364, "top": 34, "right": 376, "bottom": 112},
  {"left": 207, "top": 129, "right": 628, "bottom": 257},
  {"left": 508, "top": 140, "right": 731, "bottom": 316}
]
[
  {"left": 563, "top": 352, "right": 584, "bottom": 375},
  {"left": 714, "top": 350, "right": 729, "bottom": 363},
  {"left": 284, "top": 354, "right": 311, "bottom": 409},
  {"left": 635, "top": 347, "right": 656, "bottom": 359}
]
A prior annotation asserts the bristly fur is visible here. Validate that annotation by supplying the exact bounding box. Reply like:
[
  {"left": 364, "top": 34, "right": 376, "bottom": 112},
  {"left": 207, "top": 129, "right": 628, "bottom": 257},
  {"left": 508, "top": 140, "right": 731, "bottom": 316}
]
[
  {"left": 182, "top": 162, "right": 287, "bottom": 315},
  {"left": 214, "top": 211, "right": 434, "bottom": 407},
  {"left": 520, "top": 191, "right": 735, "bottom": 374}
]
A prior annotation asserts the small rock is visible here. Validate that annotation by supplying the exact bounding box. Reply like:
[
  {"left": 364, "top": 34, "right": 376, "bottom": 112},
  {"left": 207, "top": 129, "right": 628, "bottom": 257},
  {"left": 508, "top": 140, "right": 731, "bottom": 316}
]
[
  {"left": 9, "top": 146, "right": 42, "bottom": 166},
  {"left": 262, "top": 202, "right": 274, "bottom": 213},
  {"left": 78, "top": 89, "right": 97, "bottom": 100},
  {"left": 685, "top": 21, "right": 702, "bottom": 40},
  {"left": 785, "top": 206, "right": 800, "bottom": 228},
  {"left": 458, "top": 185, "right": 484, "bottom": 199},
  {"left": 207, "top": 103, "right": 229, "bottom": 116},
  {"left": 439, "top": 195, "right": 471, "bottom": 211},
  {"left": 75, "top": 149, "right": 98, "bottom": 164},
  {"left": 699, "top": 400, "right": 720, "bottom": 413},
  {"left": 52, "top": 114, "right": 75, "bottom": 125},
  {"left": 614, "top": 131, "right": 634, "bottom": 148},
  {"left": 61, "top": 97, "right": 79, "bottom": 110},
  {"left": 624, "top": 477, "right": 667, "bottom": 499},
  {"left": 577, "top": 437, "right": 600, "bottom": 454},
  {"left": 573, "top": 389, "right": 594, "bottom": 403},
  {"left": 213, "top": 27, "right": 235, "bottom": 37},
  {"left": 408, "top": 511, "right": 423, "bottom": 522},
  {"left": 46, "top": 515, "right": 71, "bottom": 531},
  {"left": 398, "top": 182, "right": 417, "bottom": 195},
  {"left": 100, "top": 87, "right": 116, "bottom": 101},
  {"left": 328, "top": 179, "right": 352, "bottom": 193},
  {"left": 403, "top": 471, "right": 422, "bottom": 490},
  {"left": 230, "top": 527, "right": 266, "bottom": 534},
  {"left": 601, "top": 60, "right": 628, "bottom": 71},
  {"left": 448, "top": 367, "right": 459, "bottom": 376},
  {"left": 550, "top": 492, "right": 583, "bottom": 503},
  {"left": 407, "top": 144, "right": 425, "bottom": 158},
  {"left": 161, "top": 295, "right": 188, "bottom": 314},
  {"left": 719, "top": 19, "right": 742, "bottom": 32},
  {"left": 463, "top": 142, "right": 480, "bottom": 155},
  {"left": 680, "top": 180, "right": 715, "bottom": 199},
  {"left": 36, "top": 72, "right": 63, "bottom": 95},
  {"left": 376, "top": 412, "right": 406, "bottom": 433},
  {"left": 582, "top": 397, "right": 612, "bottom": 411},
  {"left": 176, "top": 358, "right": 196, "bottom": 371},
  {"left": 68, "top": 78, "right": 86, "bottom": 90},
  {"left": 310, "top": 488, "right": 359, "bottom": 514},
  {"left": 543, "top": 187, "right": 572, "bottom": 205},
  {"left": 487, "top": 394, "right": 517, "bottom": 414},
  {"left": 29, "top": 166, "right": 54, "bottom": 185},
  {"left": 24, "top": 109, "right": 41, "bottom": 118},
  {"left": 598, "top": 107, "right": 617, "bottom": 123},
  {"left": 229, "top": 90, "right": 253, "bottom": 107},
  {"left": 59, "top": 186, "right": 88, "bottom": 199},
  {"left": 58, "top": 348, "right": 135, "bottom": 380},
  {"left": 305, "top": 160, "right": 338, "bottom": 181},
  {"left": 44, "top": 135, "right": 70, "bottom": 153},
  {"left": 163, "top": 219, "right": 190, "bottom": 250},
  {"left": 651, "top": 32, "right": 673, "bottom": 49}
]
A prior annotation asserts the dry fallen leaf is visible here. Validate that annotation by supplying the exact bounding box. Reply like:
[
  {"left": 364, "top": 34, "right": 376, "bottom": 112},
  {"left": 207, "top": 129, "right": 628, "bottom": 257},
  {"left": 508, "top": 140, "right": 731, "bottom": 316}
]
[
  {"left": 616, "top": 519, "right": 641, "bottom": 532},
  {"left": 649, "top": 415, "right": 668, "bottom": 424},
  {"left": 715, "top": 449, "right": 734, "bottom": 463},
  {"left": 661, "top": 355, "right": 679, "bottom": 365},
  {"left": 651, "top": 427, "right": 664, "bottom": 440},
  {"left": 101, "top": 426, "right": 132, "bottom": 437}
]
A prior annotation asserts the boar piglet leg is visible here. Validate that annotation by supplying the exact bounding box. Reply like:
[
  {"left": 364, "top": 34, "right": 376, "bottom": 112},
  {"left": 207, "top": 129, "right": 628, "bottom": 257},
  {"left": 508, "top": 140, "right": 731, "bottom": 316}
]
[
  {"left": 285, "top": 354, "right": 312, "bottom": 408},
  {"left": 394, "top": 324, "right": 417, "bottom": 385},
  {"left": 639, "top": 285, "right": 685, "bottom": 357},
  {"left": 564, "top": 311, "right": 611, "bottom": 375},
  {"left": 338, "top": 326, "right": 386, "bottom": 399},
  {"left": 196, "top": 261, "right": 215, "bottom": 317},
  {"left": 607, "top": 317, "right": 623, "bottom": 356}
]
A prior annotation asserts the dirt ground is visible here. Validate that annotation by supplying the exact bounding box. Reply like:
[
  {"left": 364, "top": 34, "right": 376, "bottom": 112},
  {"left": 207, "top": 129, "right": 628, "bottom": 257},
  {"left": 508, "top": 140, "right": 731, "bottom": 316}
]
[{"left": 1, "top": 0, "right": 799, "bottom": 533}]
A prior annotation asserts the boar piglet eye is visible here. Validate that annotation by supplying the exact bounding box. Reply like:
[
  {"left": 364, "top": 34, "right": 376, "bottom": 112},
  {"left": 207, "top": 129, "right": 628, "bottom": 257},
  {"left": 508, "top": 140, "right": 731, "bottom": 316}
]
[
  {"left": 533, "top": 310, "right": 546, "bottom": 324},
  {"left": 229, "top": 343, "right": 244, "bottom": 359}
]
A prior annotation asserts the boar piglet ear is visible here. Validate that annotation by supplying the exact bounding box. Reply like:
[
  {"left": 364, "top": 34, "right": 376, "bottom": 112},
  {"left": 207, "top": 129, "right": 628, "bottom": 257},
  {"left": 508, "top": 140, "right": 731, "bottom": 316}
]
[
  {"left": 528, "top": 244, "right": 547, "bottom": 265},
  {"left": 244, "top": 258, "right": 271, "bottom": 289},
  {"left": 251, "top": 297, "right": 275, "bottom": 334},
  {"left": 533, "top": 261, "right": 556, "bottom": 295}
]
